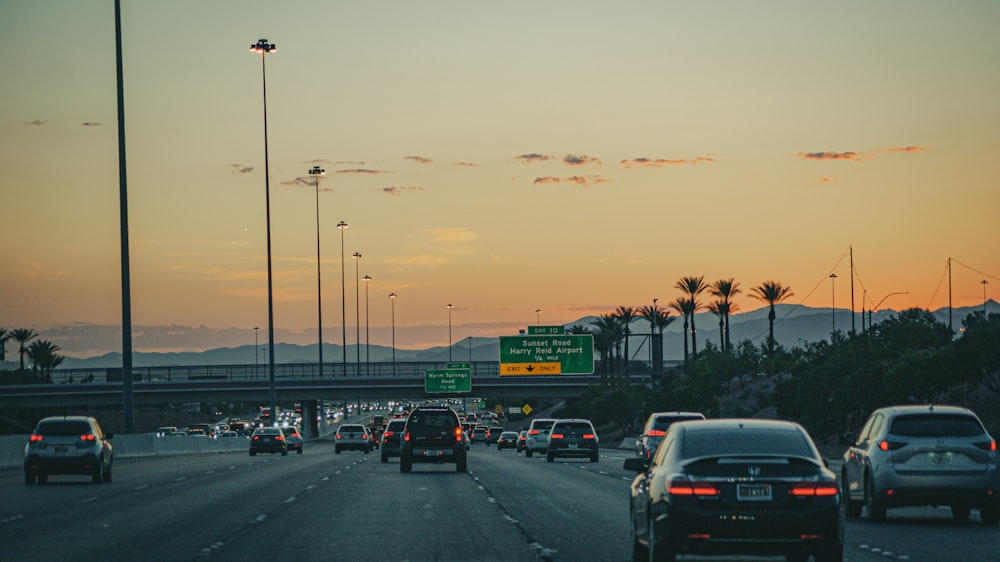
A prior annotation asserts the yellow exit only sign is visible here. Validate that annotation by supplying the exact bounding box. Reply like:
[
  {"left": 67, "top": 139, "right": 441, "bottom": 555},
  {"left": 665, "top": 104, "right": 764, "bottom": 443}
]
[{"left": 499, "top": 362, "right": 562, "bottom": 375}]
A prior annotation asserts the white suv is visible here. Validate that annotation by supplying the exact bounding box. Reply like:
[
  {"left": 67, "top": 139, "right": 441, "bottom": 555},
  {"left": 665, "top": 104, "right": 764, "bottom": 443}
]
[{"left": 524, "top": 418, "right": 556, "bottom": 458}]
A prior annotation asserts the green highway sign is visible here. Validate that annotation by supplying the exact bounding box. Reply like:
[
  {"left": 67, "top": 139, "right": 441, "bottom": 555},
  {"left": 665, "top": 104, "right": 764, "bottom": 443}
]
[
  {"left": 499, "top": 334, "right": 594, "bottom": 376},
  {"left": 424, "top": 368, "right": 471, "bottom": 393},
  {"left": 528, "top": 326, "right": 565, "bottom": 335},
  {"left": 446, "top": 362, "right": 470, "bottom": 369}
]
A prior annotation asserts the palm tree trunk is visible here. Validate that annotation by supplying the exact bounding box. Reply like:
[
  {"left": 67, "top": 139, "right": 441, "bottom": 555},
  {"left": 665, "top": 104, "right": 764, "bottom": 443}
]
[{"left": 681, "top": 317, "right": 690, "bottom": 361}]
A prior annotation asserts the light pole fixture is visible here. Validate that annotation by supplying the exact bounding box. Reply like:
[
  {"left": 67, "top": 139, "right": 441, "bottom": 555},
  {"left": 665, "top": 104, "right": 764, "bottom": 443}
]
[
  {"left": 309, "top": 165, "right": 325, "bottom": 375},
  {"left": 447, "top": 304, "right": 454, "bottom": 361},
  {"left": 982, "top": 280, "right": 989, "bottom": 314},
  {"left": 535, "top": 309, "right": 542, "bottom": 325},
  {"left": 389, "top": 292, "right": 397, "bottom": 375},
  {"left": 870, "top": 291, "right": 909, "bottom": 331},
  {"left": 363, "top": 275, "right": 372, "bottom": 375},
  {"left": 250, "top": 37, "right": 278, "bottom": 414},
  {"left": 353, "top": 252, "right": 362, "bottom": 366},
  {"left": 829, "top": 273, "right": 838, "bottom": 335},
  {"left": 337, "top": 220, "right": 348, "bottom": 371}
]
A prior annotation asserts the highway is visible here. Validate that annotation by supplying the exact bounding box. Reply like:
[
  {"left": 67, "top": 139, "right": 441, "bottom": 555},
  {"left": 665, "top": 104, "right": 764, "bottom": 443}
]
[{"left": 1, "top": 438, "right": 997, "bottom": 561}]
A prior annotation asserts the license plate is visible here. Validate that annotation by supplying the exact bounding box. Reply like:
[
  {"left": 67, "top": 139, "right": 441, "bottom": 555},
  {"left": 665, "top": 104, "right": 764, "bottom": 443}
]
[
  {"left": 737, "top": 484, "right": 772, "bottom": 501},
  {"left": 929, "top": 452, "right": 953, "bottom": 465},
  {"left": 423, "top": 449, "right": 443, "bottom": 457},
  {"left": 568, "top": 444, "right": 578, "bottom": 449},
  {"left": 55, "top": 445, "right": 69, "bottom": 453}
]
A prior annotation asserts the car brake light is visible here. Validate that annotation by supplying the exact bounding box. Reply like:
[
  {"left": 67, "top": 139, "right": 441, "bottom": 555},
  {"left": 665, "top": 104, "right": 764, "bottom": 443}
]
[
  {"left": 974, "top": 440, "right": 997, "bottom": 452},
  {"left": 275, "top": 435, "right": 283, "bottom": 441},
  {"left": 528, "top": 430, "right": 539, "bottom": 435},
  {"left": 789, "top": 483, "right": 838, "bottom": 497},
  {"left": 879, "top": 440, "right": 905, "bottom": 451},
  {"left": 403, "top": 430, "right": 410, "bottom": 442},
  {"left": 583, "top": 433, "right": 596, "bottom": 439},
  {"left": 252, "top": 435, "right": 260, "bottom": 441},
  {"left": 667, "top": 478, "right": 719, "bottom": 497},
  {"left": 79, "top": 434, "right": 96, "bottom": 441},
  {"left": 29, "top": 434, "right": 44, "bottom": 442},
  {"left": 550, "top": 433, "right": 564, "bottom": 439},
  {"left": 646, "top": 429, "right": 667, "bottom": 437}
]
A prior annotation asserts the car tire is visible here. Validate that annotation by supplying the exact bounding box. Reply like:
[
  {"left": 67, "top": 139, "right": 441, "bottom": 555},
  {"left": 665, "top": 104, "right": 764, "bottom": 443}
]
[
  {"left": 456, "top": 457, "right": 467, "bottom": 473},
  {"left": 526, "top": 450, "right": 533, "bottom": 458},
  {"left": 547, "top": 452, "right": 555, "bottom": 462},
  {"left": 92, "top": 465, "right": 102, "bottom": 484},
  {"left": 630, "top": 520, "right": 647, "bottom": 562},
  {"left": 37, "top": 473, "right": 47, "bottom": 485},
  {"left": 250, "top": 451, "right": 256, "bottom": 456},
  {"left": 400, "top": 456, "right": 412, "bottom": 473},
  {"left": 24, "top": 470, "right": 35, "bottom": 485},
  {"left": 865, "top": 476, "right": 886, "bottom": 522},
  {"left": 335, "top": 446, "right": 341, "bottom": 454},
  {"left": 981, "top": 503, "right": 1000, "bottom": 525},
  {"left": 103, "top": 463, "right": 112, "bottom": 483},
  {"left": 296, "top": 447, "right": 303, "bottom": 454},
  {"left": 381, "top": 453, "right": 388, "bottom": 463},
  {"left": 281, "top": 449, "right": 288, "bottom": 456},
  {"left": 842, "top": 474, "right": 862, "bottom": 518},
  {"left": 952, "top": 504, "right": 971, "bottom": 521},
  {"left": 647, "top": 510, "right": 677, "bottom": 562},
  {"left": 590, "top": 452, "right": 599, "bottom": 463},
  {"left": 814, "top": 544, "right": 844, "bottom": 562}
]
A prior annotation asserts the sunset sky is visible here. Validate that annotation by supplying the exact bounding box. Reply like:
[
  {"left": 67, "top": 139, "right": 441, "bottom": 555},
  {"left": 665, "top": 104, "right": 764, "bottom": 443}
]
[{"left": 2, "top": 1, "right": 998, "bottom": 357}]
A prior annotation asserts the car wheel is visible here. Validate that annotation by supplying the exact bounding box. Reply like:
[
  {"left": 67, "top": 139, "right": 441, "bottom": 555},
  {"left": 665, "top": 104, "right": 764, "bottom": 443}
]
[
  {"left": 785, "top": 552, "right": 809, "bottom": 562},
  {"left": 92, "top": 465, "right": 102, "bottom": 484},
  {"left": 103, "top": 463, "right": 112, "bottom": 483},
  {"left": 526, "top": 450, "right": 533, "bottom": 458},
  {"left": 842, "top": 474, "right": 862, "bottom": 518},
  {"left": 400, "top": 456, "right": 412, "bottom": 473},
  {"left": 335, "top": 446, "right": 341, "bottom": 454},
  {"left": 297, "top": 448, "right": 303, "bottom": 455},
  {"left": 250, "top": 450, "right": 256, "bottom": 456},
  {"left": 24, "top": 469, "right": 35, "bottom": 485},
  {"left": 456, "top": 457, "right": 467, "bottom": 473},
  {"left": 381, "top": 453, "right": 388, "bottom": 463},
  {"left": 952, "top": 503, "right": 971, "bottom": 521},
  {"left": 813, "top": 543, "right": 844, "bottom": 562},
  {"left": 630, "top": 519, "right": 648, "bottom": 562},
  {"left": 591, "top": 452, "right": 599, "bottom": 463},
  {"left": 547, "top": 452, "right": 555, "bottom": 462},
  {"left": 981, "top": 502, "right": 1000, "bottom": 525},
  {"left": 647, "top": 510, "right": 676, "bottom": 562},
  {"left": 865, "top": 476, "right": 886, "bottom": 522},
  {"left": 37, "top": 473, "right": 48, "bottom": 485},
  {"left": 281, "top": 449, "right": 288, "bottom": 456}
]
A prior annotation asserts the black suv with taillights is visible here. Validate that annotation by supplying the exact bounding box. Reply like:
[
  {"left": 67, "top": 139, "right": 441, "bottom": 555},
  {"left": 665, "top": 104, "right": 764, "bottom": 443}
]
[{"left": 400, "top": 406, "right": 467, "bottom": 473}]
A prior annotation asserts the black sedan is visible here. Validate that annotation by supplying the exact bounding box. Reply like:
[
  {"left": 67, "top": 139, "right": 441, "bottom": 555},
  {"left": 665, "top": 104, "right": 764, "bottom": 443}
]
[
  {"left": 249, "top": 427, "right": 288, "bottom": 456},
  {"left": 624, "top": 419, "right": 843, "bottom": 562}
]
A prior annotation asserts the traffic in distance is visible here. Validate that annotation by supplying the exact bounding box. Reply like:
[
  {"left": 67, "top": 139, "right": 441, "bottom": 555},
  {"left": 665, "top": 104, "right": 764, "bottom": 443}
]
[{"left": 15, "top": 400, "right": 1000, "bottom": 561}]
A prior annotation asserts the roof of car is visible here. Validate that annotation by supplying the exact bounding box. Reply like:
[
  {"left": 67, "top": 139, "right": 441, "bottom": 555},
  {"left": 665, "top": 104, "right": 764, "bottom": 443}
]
[
  {"left": 676, "top": 418, "right": 803, "bottom": 433},
  {"left": 874, "top": 404, "right": 976, "bottom": 417},
  {"left": 39, "top": 415, "right": 97, "bottom": 423},
  {"left": 651, "top": 411, "right": 705, "bottom": 419}
]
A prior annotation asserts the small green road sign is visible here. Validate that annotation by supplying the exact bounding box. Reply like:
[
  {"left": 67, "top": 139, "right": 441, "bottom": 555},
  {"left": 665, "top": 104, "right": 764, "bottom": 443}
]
[
  {"left": 499, "top": 334, "right": 594, "bottom": 375},
  {"left": 424, "top": 368, "right": 471, "bottom": 393},
  {"left": 446, "top": 362, "right": 471, "bottom": 369},
  {"left": 528, "top": 326, "right": 564, "bottom": 335}
]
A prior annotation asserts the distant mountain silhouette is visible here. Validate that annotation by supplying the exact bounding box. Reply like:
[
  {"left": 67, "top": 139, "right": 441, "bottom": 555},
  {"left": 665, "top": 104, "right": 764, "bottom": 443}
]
[{"left": 58, "top": 301, "right": 996, "bottom": 370}]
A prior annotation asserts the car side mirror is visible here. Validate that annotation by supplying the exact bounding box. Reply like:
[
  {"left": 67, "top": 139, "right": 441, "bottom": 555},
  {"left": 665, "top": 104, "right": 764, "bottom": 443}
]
[{"left": 623, "top": 457, "right": 647, "bottom": 473}]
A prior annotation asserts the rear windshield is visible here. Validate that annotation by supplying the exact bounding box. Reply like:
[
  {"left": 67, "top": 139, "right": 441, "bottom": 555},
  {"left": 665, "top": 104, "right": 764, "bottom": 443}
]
[
  {"left": 531, "top": 420, "right": 555, "bottom": 430},
  {"left": 889, "top": 414, "right": 985, "bottom": 438},
  {"left": 554, "top": 422, "right": 594, "bottom": 432},
  {"left": 654, "top": 415, "right": 704, "bottom": 431},
  {"left": 682, "top": 428, "right": 814, "bottom": 459},
  {"left": 37, "top": 421, "right": 92, "bottom": 436},
  {"left": 408, "top": 411, "right": 458, "bottom": 429},
  {"left": 386, "top": 421, "right": 406, "bottom": 431},
  {"left": 340, "top": 425, "right": 365, "bottom": 433}
]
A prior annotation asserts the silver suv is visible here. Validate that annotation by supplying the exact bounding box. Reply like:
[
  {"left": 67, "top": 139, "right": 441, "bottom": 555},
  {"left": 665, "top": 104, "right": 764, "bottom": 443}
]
[
  {"left": 24, "top": 416, "right": 114, "bottom": 485},
  {"left": 842, "top": 404, "right": 999, "bottom": 524},
  {"left": 524, "top": 418, "right": 556, "bottom": 457}
]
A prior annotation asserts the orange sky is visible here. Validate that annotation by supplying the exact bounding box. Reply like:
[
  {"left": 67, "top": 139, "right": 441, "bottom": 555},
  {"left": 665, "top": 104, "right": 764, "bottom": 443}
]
[{"left": 2, "top": 1, "right": 998, "bottom": 356}]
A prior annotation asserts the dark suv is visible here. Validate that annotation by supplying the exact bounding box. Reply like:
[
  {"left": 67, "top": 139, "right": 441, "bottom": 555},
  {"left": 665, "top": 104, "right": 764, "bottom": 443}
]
[
  {"left": 380, "top": 418, "right": 407, "bottom": 462},
  {"left": 400, "top": 406, "right": 467, "bottom": 473},
  {"left": 24, "top": 416, "right": 114, "bottom": 484}
]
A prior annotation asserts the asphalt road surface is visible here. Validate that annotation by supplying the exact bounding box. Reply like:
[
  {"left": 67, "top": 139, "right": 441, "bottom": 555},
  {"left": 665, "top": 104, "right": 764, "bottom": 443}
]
[{"left": 1, "top": 439, "right": 997, "bottom": 561}]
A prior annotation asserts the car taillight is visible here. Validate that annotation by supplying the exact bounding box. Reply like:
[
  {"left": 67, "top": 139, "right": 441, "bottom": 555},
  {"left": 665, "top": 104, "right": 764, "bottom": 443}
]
[
  {"left": 252, "top": 435, "right": 260, "bottom": 441},
  {"left": 275, "top": 435, "right": 284, "bottom": 441},
  {"left": 667, "top": 477, "right": 719, "bottom": 497},
  {"left": 455, "top": 427, "right": 463, "bottom": 442},
  {"left": 789, "top": 483, "right": 839, "bottom": 497},
  {"left": 974, "top": 440, "right": 997, "bottom": 452},
  {"left": 335, "top": 433, "right": 341, "bottom": 440},
  {"left": 583, "top": 433, "right": 596, "bottom": 439},
  {"left": 79, "top": 434, "right": 96, "bottom": 441},
  {"left": 646, "top": 429, "right": 667, "bottom": 437},
  {"left": 403, "top": 430, "right": 410, "bottom": 442},
  {"left": 550, "top": 433, "right": 564, "bottom": 439},
  {"left": 29, "top": 434, "right": 44, "bottom": 442},
  {"left": 879, "top": 440, "right": 905, "bottom": 451},
  {"left": 528, "top": 430, "right": 539, "bottom": 435}
]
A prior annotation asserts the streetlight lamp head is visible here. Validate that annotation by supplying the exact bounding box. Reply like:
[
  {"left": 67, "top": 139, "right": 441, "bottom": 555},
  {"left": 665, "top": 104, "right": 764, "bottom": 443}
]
[
  {"left": 353, "top": 252, "right": 362, "bottom": 259},
  {"left": 389, "top": 292, "right": 396, "bottom": 299},
  {"left": 250, "top": 39, "right": 276, "bottom": 53},
  {"left": 337, "top": 221, "right": 348, "bottom": 230},
  {"left": 363, "top": 275, "right": 372, "bottom": 282},
  {"left": 309, "top": 165, "right": 325, "bottom": 176}
]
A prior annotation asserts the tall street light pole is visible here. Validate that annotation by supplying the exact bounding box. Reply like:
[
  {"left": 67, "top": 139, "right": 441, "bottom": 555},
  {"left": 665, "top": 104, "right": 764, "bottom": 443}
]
[
  {"left": 363, "top": 275, "right": 372, "bottom": 375},
  {"left": 309, "top": 165, "right": 325, "bottom": 375},
  {"left": 982, "top": 280, "right": 989, "bottom": 314},
  {"left": 114, "top": 0, "right": 135, "bottom": 433},
  {"left": 829, "top": 273, "right": 838, "bottom": 336},
  {"left": 253, "top": 326, "right": 259, "bottom": 377},
  {"left": 389, "top": 293, "right": 397, "bottom": 375},
  {"left": 337, "top": 221, "right": 348, "bottom": 372},
  {"left": 250, "top": 38, "right": 277, "bottom": 414},
  {"left": 353, "top": 252, "right": 362, "bottom": 366},
  {"left": 447, "top": 304, "right": 454, "bottom": 361},
  {"left": 535, "top": 309, "right": 542, "bottom": 325}
]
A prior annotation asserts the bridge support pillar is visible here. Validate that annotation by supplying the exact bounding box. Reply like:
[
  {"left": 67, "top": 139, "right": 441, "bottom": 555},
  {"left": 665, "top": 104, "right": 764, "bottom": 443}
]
[{"left": 302, "top": 400, "right": 320, "bottom": 440}]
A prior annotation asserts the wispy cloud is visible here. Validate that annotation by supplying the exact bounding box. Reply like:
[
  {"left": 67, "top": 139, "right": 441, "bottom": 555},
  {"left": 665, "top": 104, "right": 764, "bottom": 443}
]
[
  {"left": 795, "top": 151, "right": 871, "bottom": 162},
  {"left": 533, "top": 176, "right": 560, "bottom": 185},
  {"left": 426, "top": 227, "right": 477, "bottom": 243},
  {"left": 876, "top": 146, "right": 928, "bottom": 153},
  {"left": 336, "top": 168, "right": 390, "bottom": 174},
  {"left": 81, "top": 122, "right": 101, "bottom": 127},
  {"left": 563, "top": 154, "right": 602, "bottom": 166},
  {"left": 281, "top": 176, "right": 333, "bottom": 191},
  {"left": 620, "top": 156, "right": 715, "bottom": 168},
  {"left": 516, "top": 153, "right": 552, "bottom": 163},
  {"left": 455, "top": 162, "right": 479, "bottom": 167},
  {"left": 381, "top": 186, "right": 424, "bottom": 196},
  {"left": 533, "top": 175, "right": 609, "bottom": 187},
  {"left": 25, "top": 119, "right": 45, "bottom": 126},
  {"left": 404, "top": 156, "right": 432, "bottom": 164},
  {"left": 819, "top": 177, "right": 841, "bottom": 183},
  {"left": 230, "top": 164, "right": 254, "bottom": 174},
  {"left": 305, "top": 158, "right": 331, "bottom": 164}
]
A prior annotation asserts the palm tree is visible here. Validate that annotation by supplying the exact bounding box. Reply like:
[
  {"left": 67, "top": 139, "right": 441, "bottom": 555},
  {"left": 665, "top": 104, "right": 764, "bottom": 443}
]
[
  {"left": 707, "top": 301, "right": 726, "bottom": 348},
  {"left": 0, "top": 328, "right": 8, "bottom": 361},
  {"left": 615, "top": 306, "right": 637, "bottom": 372},
  {"left": 589, "top": 314, "right": 620, "bottom": 375},
  {"left": 567, "top": 324, "right": 589, "bottom": 335},
  {"left": 10, "top": 328, "right": 38, "bottom": 371},
  {"left": 710, "top": 278, "right": 741, "bottom": 350},
  {"left": 668, "top": 297, "right": 695, "bottom": 361},
  {"left": 674, "top": 276, "right": 708, "bottom": 356},
  {"left": 750, "top": 280, "right": 795, "bottom": 352},
  {"left": 27, "top": 339, "right": 63, "bottom": 381}
]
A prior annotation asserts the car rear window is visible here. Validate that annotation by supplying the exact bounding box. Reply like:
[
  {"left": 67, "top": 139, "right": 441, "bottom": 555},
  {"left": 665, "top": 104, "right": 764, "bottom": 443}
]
[
  {"left": 341, "top": 425, "right": 365, "bottom": 433},
  {"left": 681, "top": 428, "right": 814, "bottom": 459},
  {"left": 653, "top": 415, "right": 704, "bottom": 431},
  {"left": 36, "top": 421, "right": 92, "bottom": 436},
  {"left": 554, "top": 422, "right": 594, "bottom": 432},
  {"left": 889, "top": 414, "right": 985, "bottom": 438},
  {"left": 408, "top": 411, "right": 458, "bottom": 429}
]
